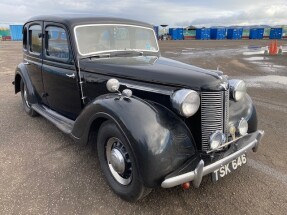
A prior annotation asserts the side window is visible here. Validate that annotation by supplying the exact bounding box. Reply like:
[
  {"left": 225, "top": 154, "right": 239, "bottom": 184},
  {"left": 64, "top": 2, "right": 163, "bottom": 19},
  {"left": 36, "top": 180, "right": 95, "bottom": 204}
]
[
  {"left": 45, "top": 26, "right": 69, "bottom": 60},
  {"left": 23, "top": 26, "right": 28, "bottom": 50},
  {"left": 29, "top": 25, "right": 42, "bottom": 54}
]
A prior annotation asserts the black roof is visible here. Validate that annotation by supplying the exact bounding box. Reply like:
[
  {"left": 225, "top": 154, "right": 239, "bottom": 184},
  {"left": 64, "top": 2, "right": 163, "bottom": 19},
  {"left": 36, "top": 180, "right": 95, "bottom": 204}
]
[{"left": 26, "top": 14, "right": 153, "bottom": 29}]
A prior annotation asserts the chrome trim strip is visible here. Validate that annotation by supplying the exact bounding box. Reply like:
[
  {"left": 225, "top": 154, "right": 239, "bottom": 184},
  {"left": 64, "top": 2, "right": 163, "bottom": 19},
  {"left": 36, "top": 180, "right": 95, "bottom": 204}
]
[
  {"left": 161, "top": 130, "right": 264, "bottom": 188},
  {"left": 206, "top": 134, "right": 247, "bottom": 154},
  {"left": 224, "top": 89, "right": 230, "bottom": 134},
  {"left": 120, "top": 82, "right": 174, "bottom": 95}
]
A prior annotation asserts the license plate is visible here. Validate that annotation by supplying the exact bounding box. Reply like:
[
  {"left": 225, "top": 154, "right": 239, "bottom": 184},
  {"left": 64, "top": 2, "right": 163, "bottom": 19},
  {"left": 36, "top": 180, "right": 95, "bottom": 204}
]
[{"left": 212, "top": 154, "right": 247, "bottom": 182}]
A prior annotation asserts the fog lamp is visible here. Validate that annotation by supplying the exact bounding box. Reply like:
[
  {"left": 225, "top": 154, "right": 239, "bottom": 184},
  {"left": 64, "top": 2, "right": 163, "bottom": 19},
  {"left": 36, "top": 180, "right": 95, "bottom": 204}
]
[
  {"left": 209, "top": 131, "right": 226, "bottom": 150},
  {"left": 238, "top": 118, "right": 248, "bottom": 136}
]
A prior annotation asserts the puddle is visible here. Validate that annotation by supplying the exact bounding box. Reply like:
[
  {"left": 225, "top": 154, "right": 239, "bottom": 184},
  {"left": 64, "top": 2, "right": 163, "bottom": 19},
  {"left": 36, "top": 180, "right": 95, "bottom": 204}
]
[
  {"left": 178, "top": 48, "right": 243, "bottom": 58},
  {"left": 164, "top": 51, "right": 179, "bottom": 55},
  {"left": 243, "top": 50, "right": 265, "bottom": 55},
  {"left": 181, "top": 52, "right": 195, "bottom": 55},
  {"left": 244, "top": 56, "right": 267, "bottom": 61},
  {"left": 165, "top": 44, "right": 287, "bottom": 59},
  {"left": 242, "top": 75, "right": 287, "bottom": 89},
  {"left": 243, "top": 55, "right": 287, "bottom": 73},
  {"left": 248, "top": 46, "right": 262, "bottom": 49},
  {"left": 164, "top": 45, "right": 287, "bottom": 75}
]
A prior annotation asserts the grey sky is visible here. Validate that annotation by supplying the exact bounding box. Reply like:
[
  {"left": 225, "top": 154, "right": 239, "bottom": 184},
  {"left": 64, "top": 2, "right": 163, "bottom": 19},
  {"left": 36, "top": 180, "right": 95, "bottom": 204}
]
[{"left": 0, "top": 0, "right": 286, "bottom": 27}]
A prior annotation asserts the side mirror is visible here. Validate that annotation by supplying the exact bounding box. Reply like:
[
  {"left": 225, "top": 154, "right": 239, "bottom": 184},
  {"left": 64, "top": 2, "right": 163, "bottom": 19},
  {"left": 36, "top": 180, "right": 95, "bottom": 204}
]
[{"left": 106, "top": 78, "right": 120, "bottom": 92}]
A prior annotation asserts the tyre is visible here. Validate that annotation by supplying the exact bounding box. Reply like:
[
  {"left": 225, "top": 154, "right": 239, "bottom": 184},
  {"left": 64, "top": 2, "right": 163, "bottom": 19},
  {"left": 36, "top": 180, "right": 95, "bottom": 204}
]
[
  {"left": 20, "top": 79, "right": 38, "bottom": 117},
  {"left": 97, "top": 120, "right": 151, "bottom": 201}
]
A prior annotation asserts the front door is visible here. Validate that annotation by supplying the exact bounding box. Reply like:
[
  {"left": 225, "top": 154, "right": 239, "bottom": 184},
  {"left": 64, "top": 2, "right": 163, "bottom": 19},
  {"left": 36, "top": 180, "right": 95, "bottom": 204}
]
[{"left": 41, "top": 22, "right": 82, "bottom": 120}]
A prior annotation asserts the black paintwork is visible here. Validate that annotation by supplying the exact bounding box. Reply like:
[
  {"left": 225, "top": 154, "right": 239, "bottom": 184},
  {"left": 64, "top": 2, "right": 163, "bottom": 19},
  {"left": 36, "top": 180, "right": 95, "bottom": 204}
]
[
  {"left": 27, "top": 15, "right": 153, "bottom": 30},
  {"left": 72, "top": 94, "right": 196, "bottom": 187},
  {"left": 80, "top": 56, "right": 227, "bottom": 91},
  {"left": 14, "top": 15, "right": 258, "bottom": 188}
]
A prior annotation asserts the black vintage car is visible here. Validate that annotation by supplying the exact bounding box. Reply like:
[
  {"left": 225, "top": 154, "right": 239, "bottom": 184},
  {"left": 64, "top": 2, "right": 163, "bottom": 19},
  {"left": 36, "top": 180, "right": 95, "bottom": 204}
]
[{"left": 14, "top": 15, "right": 264, "bottom": 201}]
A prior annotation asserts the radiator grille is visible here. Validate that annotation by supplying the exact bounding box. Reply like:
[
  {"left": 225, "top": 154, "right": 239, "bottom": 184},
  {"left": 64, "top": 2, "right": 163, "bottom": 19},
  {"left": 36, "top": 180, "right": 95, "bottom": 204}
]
[
  {"left": 201, "top": 90, "right": 229, "bottom": 151},
  {"left": 224, "top": 90, "right": 230, "bottom": 134}
]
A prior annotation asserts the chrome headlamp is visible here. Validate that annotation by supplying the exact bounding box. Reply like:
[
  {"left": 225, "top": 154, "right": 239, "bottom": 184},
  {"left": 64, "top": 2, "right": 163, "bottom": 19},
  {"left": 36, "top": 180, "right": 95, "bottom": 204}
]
[
  {"left": 229, "top": 79, "right": 246, "bottom": 101},
  {"left": 171, "top": 89, "right": 200, "bottom": 118}
]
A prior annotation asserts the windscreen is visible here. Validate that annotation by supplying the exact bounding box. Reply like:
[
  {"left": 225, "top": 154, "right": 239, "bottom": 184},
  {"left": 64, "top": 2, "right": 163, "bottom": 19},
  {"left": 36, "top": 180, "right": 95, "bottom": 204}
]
[{"left": 74, "top": 24, "right": 159, "bottom": 56}]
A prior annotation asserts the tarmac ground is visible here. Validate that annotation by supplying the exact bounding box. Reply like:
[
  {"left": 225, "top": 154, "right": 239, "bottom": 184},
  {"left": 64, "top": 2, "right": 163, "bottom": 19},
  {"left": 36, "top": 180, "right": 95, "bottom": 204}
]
[{"left": 0, "top": 40, "right": 287, "bottom": 214}]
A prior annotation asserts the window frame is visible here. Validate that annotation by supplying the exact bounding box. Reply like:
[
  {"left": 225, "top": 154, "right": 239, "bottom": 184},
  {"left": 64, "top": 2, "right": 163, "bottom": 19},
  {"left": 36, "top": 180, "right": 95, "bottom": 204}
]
[
  {"left": 44, "top": 24, "right": 72, "bottom": 63},
  {"left": 74, "top": 24, "right": 160, "bottom": 56},
  {"left": 22, "top": 25, "right": 28, "bottom": 52},
  {"left": 28, "top": 23, "right": 43, "bottom": 56}
]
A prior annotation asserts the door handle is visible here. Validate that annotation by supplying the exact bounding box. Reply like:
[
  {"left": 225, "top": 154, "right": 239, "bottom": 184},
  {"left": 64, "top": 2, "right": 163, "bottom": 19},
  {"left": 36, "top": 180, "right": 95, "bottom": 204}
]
[
  {"left": 66, "top": 73, "right": 75, "bottom": 79},
  {"left": 24, "top": 62, "right": 30, "bottom": 65}
]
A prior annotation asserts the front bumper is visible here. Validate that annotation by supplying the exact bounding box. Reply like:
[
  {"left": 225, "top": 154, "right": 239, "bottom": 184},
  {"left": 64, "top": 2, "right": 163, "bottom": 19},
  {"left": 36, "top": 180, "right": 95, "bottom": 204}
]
[{"left": 161, "top": 130, "right": 264, "bottom": 188}]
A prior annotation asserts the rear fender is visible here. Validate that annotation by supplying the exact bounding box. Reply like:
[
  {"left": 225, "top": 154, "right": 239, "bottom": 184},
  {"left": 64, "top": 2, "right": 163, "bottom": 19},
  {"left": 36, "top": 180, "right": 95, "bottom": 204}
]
[
  {"left": 72, "top": 94, "right": 197, "bottom": 187},
  {"left": 14, "top": 63, "right": 37, "bottom": 104}
]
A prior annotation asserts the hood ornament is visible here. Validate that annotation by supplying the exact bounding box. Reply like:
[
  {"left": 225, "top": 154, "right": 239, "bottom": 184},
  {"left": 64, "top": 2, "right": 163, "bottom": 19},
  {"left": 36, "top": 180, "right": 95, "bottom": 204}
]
[{"left": 219, "top": 75, "right": 229, "bottom": 90}]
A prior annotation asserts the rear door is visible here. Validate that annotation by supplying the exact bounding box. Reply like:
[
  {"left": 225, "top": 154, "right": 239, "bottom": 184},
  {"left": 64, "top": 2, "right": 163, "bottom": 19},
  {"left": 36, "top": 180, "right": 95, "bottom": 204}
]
[
  {"left": 24, "top": 21, "right": 48, "bottom": 105},
  {"left": 41, "top": 22, "right": 82, "bottom": 120}
]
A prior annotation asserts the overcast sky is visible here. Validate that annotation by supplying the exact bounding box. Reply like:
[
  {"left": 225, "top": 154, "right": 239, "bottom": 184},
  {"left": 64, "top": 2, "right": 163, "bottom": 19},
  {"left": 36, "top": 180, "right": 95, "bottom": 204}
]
[{"left": 0, "top": 0, "right": 286, "bottom": 27}]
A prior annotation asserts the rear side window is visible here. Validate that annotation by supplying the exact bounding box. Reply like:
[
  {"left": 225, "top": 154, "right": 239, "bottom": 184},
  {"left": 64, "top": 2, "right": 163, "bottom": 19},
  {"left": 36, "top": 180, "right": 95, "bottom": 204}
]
[
  {"left": 45, "top": 26, "right": 69, "bottom": 60},
  {"left": 29, "top": 25, "right": 42, "bottom": 54}
]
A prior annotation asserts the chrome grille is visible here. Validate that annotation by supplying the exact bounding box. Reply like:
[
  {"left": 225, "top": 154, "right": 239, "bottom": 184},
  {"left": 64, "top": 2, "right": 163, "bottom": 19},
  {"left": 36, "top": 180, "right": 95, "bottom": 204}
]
[
  {"left": 224, "top": 90, "right": 230, "bottom": 134},
  {"left": 201, "top": 90, "right": 229, "bottom": 151}
]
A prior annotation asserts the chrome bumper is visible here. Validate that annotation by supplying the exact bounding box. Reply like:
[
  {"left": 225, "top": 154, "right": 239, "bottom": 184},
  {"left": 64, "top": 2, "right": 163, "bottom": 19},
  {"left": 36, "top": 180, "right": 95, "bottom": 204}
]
[{"left": 161, "top": 130, "right": 265, "bottom": 188}]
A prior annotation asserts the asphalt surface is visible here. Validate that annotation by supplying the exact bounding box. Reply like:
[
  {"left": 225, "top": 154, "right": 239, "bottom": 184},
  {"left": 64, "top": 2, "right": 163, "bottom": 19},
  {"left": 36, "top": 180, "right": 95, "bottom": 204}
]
[{"left": 0, "top": 40, "right": 287, "bottom": 214}]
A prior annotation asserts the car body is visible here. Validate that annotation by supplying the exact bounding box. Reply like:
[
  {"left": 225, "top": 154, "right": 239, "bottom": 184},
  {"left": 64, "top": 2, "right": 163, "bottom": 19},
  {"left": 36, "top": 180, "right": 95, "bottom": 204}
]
[{"left": 14, "top": 15, "right": 264, "bottom": 201}]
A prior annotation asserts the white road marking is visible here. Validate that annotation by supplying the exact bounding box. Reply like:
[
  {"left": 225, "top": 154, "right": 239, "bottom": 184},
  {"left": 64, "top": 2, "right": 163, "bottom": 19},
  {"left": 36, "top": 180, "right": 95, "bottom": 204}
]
[{"left": 247, "top": 159, "right": 287, "bottom": 186}]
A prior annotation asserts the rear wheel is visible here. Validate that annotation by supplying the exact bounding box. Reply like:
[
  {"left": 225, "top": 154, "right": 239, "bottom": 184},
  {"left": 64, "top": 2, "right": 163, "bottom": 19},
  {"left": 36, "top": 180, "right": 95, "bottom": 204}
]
[
  {"left": 20, "top": 79, "right": 38, "bottom": 117},
  {"left": 97, "top": 120, "right": 151, "bottom": 201}
]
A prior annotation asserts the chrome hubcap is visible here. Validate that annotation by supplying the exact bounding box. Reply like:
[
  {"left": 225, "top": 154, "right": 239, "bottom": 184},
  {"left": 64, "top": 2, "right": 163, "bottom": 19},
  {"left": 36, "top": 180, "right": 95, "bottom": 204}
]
[
  {"left": 110, "top": 148, "right": 125, "bottom": 174},
  {"left": 23, "top": 87, "right": 30, "bottom": 108},
  {"left": 106, "top": 137, "right": 132, "bottom": 185}
]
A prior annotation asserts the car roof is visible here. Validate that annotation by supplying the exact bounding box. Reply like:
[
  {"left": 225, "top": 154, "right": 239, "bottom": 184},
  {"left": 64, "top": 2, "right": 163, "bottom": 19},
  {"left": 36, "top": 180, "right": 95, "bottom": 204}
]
[{"left": 26, "top": 14, "right": 153, "bottom": 29}]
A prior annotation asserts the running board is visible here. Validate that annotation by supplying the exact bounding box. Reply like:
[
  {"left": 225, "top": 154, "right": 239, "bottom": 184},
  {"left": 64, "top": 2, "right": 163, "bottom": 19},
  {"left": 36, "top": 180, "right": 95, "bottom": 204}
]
[{"left": 31, "top": 104, "right": 74, "bottom": 134}]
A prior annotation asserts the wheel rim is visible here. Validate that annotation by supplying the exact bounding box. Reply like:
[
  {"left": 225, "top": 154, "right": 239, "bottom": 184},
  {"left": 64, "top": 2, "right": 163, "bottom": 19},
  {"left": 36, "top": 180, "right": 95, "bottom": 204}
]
[
  {"left": 23, "top": 87, "right": 31, "bottom": 108},
  {"left": 105, "top": 137, "right": 132, "bottom": 185}
]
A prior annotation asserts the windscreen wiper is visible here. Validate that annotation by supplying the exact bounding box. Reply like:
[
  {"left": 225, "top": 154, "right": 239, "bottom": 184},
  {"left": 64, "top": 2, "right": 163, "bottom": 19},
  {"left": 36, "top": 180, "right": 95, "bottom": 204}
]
[
  {"left": 90, "top": 53, "right": 111, "bottom": 59},
  {"left": 81, "top": 53, "right": 111, "bottom": 60},
  {"left": 113, "top": 49, "right": 144, "bottom": 56},
  {"left": 124, "top": 48, "right": 144, "bottom": 55}
]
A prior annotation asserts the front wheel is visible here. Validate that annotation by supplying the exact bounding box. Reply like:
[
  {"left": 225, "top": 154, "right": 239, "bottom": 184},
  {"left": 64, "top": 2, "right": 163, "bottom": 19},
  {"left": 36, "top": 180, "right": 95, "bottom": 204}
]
[
  {"left": 20, "top": 79, "right": 38, "bottom": 117},
  {"left": 97, "top": 121, "right": 151, "bottom": 202}
]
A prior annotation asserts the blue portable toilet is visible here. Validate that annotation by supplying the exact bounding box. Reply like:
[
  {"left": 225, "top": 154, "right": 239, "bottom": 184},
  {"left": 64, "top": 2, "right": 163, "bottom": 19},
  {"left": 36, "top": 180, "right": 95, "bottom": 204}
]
[
  {"left": 249, "top": 28, "right": 264, "bottom": 39},
  {"left": 177, "top": 28, "right": 184, "bottom": 40},
  {"left": 153, "top": 26, "right": 159, "bottom": 39},
  {"left": 269, "top": 28, "right": 283, "bottom": 39},
  {"left": 210, "top": 28, "right": 226, "bottom": 40},
  {"left": 196, "top": 28, "right": 210, "bottom": 40},
  {"left": 257, "top": 28, "right": 264, "bottom": 39},
  {"left": 227, "top": 28, "right": 243, "bottom": 40},
  {"left": 249, "top": 29, "right": 257, "bottom": 39},
  {"left": 9, "top": 25, "right": 23, "bottom": 41},
  {"left": 169, "top": 28, "right": 178, "bottom": 40},
  {"left": 169, "top": 28, "right": 184, "bottom": 40}
]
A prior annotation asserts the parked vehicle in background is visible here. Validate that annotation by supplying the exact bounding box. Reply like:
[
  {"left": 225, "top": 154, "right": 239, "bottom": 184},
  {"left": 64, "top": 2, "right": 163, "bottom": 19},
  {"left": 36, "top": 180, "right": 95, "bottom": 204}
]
[{"left": 13, "top": 15, "right": 264, "bottom": 202}]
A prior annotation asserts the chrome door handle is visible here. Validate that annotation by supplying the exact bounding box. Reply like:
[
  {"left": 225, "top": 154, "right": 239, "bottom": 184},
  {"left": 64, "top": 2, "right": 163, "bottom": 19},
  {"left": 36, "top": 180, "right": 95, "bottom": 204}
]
[
  {"left": 66, "top": 73, "right": 75, "bottom": 78},
  {"left": 24, "top": 62, "right": 30, "bottom": 65}
]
